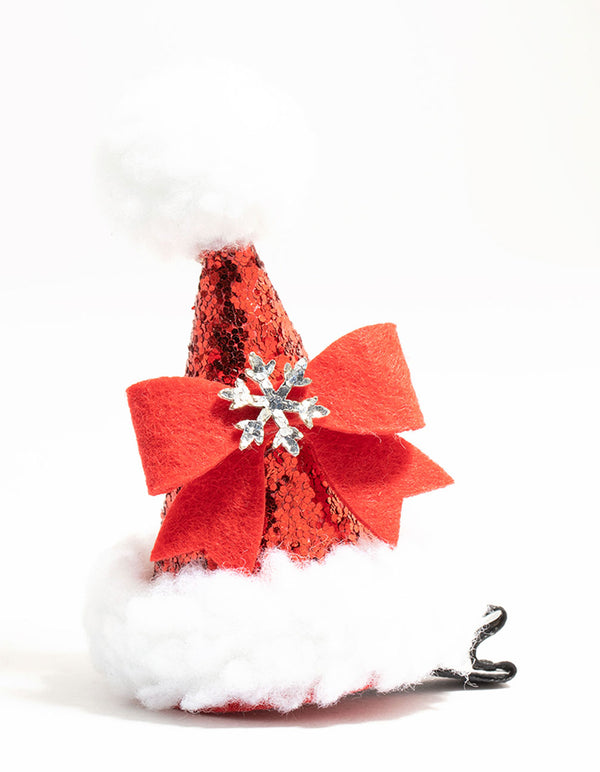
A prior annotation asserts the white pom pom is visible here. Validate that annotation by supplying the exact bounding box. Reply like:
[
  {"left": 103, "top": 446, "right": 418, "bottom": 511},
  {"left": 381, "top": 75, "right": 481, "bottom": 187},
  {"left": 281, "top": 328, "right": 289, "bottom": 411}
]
[{"left": 98, "top": 61, "right": 315, "bottom": 259}]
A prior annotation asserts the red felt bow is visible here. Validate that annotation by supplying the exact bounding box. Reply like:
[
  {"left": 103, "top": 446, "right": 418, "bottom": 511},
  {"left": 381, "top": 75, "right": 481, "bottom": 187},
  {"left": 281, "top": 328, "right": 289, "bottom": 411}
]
[{"left": 127, "top": 324, "right": 453, "bottom": 571}]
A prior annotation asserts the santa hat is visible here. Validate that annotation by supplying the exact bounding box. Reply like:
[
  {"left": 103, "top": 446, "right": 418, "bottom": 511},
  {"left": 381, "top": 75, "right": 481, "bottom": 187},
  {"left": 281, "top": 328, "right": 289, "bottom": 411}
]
[{"left": 84, "top": 64, "right": 515, "bottom": 713}]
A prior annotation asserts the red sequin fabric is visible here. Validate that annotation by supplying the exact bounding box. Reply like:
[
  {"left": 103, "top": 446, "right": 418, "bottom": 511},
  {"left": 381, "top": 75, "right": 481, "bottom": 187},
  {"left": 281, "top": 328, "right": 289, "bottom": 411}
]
[{"left": 155, "top": 244, "right": 363, "bottom": 575}]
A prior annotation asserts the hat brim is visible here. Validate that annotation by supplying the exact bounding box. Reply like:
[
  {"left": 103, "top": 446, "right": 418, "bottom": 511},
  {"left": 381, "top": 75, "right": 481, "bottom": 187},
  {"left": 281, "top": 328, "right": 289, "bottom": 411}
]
[{"left": 84, "top": 534, "right": 489, "bottom": 713}]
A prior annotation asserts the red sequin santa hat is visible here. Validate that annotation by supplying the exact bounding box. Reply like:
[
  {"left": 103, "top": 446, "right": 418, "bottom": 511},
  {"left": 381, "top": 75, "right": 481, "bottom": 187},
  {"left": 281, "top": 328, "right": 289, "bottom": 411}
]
[{"left": 85, "top": 64, "right": 515, "bottom": 713}]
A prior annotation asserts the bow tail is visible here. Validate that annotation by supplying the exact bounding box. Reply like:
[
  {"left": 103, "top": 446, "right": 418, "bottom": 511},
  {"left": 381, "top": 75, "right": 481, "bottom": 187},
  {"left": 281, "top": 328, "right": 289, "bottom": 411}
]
[
  {"left": 306, "top": 429, "right": 453, "bottom": 545},
  {"left": 151, "top": 445, "right": 267, "bottom": 572}
]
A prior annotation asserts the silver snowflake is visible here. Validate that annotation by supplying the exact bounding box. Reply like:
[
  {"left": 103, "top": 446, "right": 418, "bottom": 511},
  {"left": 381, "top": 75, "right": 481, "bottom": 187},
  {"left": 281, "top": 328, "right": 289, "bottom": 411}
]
[{"left": 218, "top": 353, "right": 330, "bottom": 456}]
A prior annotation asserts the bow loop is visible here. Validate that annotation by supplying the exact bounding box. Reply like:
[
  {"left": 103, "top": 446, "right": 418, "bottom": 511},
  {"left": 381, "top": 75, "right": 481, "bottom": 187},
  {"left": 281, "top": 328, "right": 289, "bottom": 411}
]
[
  {"left": 300, "top": 324, "right": 425, "bottom": 435},
  {"left": 127, "top": 376, "right": 240, "bottom": 495}
]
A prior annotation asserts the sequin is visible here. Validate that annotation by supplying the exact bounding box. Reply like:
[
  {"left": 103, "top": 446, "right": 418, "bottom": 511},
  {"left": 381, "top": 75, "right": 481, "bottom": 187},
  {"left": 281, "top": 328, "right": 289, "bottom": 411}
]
[
  {"left": 154, "top": 244, "right": 363, "bottom": 576},
  {"left": 261, "top": 444, "right": 363, "bottom": 561}
]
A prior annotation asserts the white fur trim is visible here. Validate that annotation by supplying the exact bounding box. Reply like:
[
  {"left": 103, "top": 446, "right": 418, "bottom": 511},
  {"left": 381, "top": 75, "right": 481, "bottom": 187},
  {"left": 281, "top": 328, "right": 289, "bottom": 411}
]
[
  {"left": 84, "top": 534, "right": 484, "bottom": 713},
  {"left": 98, "top": 60, "right": 315, "bottom": 258}
]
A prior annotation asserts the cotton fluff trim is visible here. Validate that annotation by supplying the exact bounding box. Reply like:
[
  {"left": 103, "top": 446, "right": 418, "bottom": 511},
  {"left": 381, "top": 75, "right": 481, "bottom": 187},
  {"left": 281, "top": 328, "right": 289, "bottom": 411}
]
[
  {"left": 98, "top": 60, "right": 315, "bottom": 258},
  {"left": 85, "top": 534, "right": 488, "bottom": 713}
]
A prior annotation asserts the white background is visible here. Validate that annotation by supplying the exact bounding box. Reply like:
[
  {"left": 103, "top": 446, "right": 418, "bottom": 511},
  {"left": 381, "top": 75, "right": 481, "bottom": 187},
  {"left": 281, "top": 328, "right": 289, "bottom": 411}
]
[{"left": 1, "top": 1, "right": 598, "bottom": 769}]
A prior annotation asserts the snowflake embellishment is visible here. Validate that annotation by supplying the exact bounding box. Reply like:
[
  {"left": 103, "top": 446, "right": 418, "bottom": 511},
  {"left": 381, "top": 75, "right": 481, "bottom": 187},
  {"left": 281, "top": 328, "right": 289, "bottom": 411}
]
[{"left": 218, "top": 353, "right": 330, "bottom": 456}]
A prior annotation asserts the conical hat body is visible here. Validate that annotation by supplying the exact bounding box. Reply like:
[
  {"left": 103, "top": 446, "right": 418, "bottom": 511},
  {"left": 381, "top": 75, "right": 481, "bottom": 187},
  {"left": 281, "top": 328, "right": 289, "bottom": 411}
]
[{"left": 156, "top": 244, "right": 362, "bottom": 574}]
